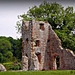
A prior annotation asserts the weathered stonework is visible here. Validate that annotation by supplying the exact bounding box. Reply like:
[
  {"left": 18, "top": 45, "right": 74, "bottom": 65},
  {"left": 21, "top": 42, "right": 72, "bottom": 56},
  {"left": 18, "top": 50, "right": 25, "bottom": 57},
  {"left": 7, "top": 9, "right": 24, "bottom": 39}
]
[{"left": 22, "top": 20, "right": 75, "bottom": 71}]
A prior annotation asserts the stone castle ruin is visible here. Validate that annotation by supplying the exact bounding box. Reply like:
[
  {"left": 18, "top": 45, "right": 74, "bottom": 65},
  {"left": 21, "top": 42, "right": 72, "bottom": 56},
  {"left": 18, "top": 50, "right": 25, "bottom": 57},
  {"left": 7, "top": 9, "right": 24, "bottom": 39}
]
[{"left": 22, "top": 20, "right": 75, "bottom": 71}]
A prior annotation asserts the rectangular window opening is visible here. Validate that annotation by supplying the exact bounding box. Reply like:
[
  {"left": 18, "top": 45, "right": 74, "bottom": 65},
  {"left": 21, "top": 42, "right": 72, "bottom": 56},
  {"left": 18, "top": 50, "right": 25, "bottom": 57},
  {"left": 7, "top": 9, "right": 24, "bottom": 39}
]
[
  {"left": 39, "top": 23, "right": 45, "bottom": 30},
  {"left": 35, "top": 40, "right": 41, "bottom": 46}
]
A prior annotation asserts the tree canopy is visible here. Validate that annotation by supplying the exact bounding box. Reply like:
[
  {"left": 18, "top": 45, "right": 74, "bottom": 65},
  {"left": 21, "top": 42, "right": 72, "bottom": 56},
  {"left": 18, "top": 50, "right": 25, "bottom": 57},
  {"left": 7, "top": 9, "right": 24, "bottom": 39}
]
[
  {"left": 0, "top": 38, "right": 11, "bottom": 54},
  {"left": 16, "top": 1, "right": 75, "bottom": 53},
  {"left": 17, "top": 1, "right": 75, "bottom": 32}
]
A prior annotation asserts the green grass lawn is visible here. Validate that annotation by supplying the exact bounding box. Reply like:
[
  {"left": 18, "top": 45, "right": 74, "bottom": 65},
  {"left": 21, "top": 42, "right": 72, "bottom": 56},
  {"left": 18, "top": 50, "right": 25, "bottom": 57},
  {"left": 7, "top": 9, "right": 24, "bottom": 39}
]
[{"left": 0, "top": 70, "right": 75, "bottom": 75}]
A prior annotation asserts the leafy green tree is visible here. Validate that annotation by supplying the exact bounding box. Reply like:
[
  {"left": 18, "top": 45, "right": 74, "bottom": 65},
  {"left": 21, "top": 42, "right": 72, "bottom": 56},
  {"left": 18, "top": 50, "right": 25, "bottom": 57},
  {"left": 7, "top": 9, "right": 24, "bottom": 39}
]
[
  {"left": 62, "top": 7, "right": 75, "bottom": 34},
  {"left": 15, "top": 38, "right": 22, "bottom": 61},
  {"left": 0, "top": 53, "right": 3, "bottom": 63},
  {"left": 0, "top": 36, "right": 22, "bottom": 63},
  {"left": 5, "top": 51, "right": 13, "bottom": 61},
  {"left": 17, "top": 2, "right": 65, "bottom": 30},
  {"left": 16, "top": 2, "right": 75, "bottom": 35},
  {"left": 28, "top": 2, "right": 64, "bottom": 29},
  {"left": 0, "top": 38, "right": 11, "bottom": 55},
  {"left": 7, "top": 37, "right": 20, "bottom": 57},
  {"left": 16, "top": 1, "right": 75, "bottom": 53}
]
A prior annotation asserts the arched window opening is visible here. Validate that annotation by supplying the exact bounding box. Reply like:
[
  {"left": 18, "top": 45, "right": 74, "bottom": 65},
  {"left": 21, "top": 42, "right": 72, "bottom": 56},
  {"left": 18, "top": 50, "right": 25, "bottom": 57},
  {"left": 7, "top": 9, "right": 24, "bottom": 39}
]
[
  {"left": 26, "top": 54, "right": 28, "bottom": 57},
  {"left": 36, "top": 53, "right": 41, "bottom": 63},
  {"left": 53, "top": 55, "right": 60, "bottom": 70}
]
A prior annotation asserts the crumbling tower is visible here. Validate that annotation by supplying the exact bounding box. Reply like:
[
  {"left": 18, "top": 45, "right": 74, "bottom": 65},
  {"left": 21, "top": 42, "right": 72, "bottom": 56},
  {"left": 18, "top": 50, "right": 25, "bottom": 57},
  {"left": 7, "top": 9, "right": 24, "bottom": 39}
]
[
  {"left": 22, "top": 20, "right": 50, "bottom": 71},
  {"left": 22, "top": 20, "right": 75, "bottom": 71}
]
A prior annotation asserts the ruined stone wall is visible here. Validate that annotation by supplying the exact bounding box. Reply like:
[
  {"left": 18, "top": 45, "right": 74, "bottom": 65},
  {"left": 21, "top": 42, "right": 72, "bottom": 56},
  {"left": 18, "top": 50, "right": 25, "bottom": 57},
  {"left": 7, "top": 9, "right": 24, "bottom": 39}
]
[
  {"left": 32, "top": 21, "right": 50, "bottom": 70},
  {"left": 22, "top": 20, "right": 75, "bottom": 71},
  {"left": 22, "top": 20, "right": 32, "bottom": 71},
  {"left": 62, "top": 49, "right": 75, "bottom": 70},
  {"left": 44, "top": 23, "right": 75, "bottom": 70}
]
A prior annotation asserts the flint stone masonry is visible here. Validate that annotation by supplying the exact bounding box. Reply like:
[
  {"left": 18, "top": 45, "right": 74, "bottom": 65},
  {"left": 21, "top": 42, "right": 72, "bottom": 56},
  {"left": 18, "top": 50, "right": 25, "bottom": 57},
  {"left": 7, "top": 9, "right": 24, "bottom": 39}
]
[{"left": 22, "top": 20, "right": 75, "bottom": 71}]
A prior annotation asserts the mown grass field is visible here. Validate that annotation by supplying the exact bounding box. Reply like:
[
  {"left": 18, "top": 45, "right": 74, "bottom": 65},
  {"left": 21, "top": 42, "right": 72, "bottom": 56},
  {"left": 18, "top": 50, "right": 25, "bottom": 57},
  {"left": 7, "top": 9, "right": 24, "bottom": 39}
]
[{"left": 0, "top": 70, "right": 75, "bottom": 75}]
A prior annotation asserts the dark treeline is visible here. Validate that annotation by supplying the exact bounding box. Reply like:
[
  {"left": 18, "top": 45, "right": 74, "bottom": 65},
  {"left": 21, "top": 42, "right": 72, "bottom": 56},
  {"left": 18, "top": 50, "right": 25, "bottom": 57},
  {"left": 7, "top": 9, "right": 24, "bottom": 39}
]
[{"left": 0, "top": 36, "right": 22, "bottom": 63}]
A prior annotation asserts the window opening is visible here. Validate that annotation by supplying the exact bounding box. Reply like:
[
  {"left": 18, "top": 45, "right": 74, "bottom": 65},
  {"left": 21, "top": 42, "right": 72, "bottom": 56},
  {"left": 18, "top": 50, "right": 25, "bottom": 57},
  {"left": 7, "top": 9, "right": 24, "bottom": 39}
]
[
  {"left": 26, "top": 38, "right": 29, "bottom": 45},
  {"left": 35, "top": 40, "right": 41, "bottom": 46},
  {"left": 39, "top": 23, "right": 45, "bottom": 30}
]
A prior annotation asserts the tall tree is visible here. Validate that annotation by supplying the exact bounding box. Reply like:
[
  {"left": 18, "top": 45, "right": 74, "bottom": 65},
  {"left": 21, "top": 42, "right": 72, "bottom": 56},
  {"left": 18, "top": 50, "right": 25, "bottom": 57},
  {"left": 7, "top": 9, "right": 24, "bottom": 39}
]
[{"left": 16, "top": 1, "right": 75, "bottom": 52}]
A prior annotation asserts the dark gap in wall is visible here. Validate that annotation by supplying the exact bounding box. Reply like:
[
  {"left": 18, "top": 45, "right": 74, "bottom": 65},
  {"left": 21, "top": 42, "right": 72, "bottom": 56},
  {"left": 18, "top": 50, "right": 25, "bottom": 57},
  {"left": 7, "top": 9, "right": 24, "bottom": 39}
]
[
  {"left": 36, "top": 53, "right": 41, "bottom": 63},
  {"left": 26, "top": 54, "right": 28, "bottom": 57},
  {"left": 35, "top": 40, "right": 41, "bottom": 46},
  {"left": 26, "top": 38, "right": 29, "bottom": 45},
  {"left": 39, "top": 23, "right": 45, "bottom": 30}
]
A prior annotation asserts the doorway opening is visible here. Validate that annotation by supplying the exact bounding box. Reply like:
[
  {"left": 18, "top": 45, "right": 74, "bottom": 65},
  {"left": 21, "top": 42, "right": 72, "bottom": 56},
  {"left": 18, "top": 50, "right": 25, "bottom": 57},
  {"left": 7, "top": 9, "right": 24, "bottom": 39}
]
[
  {"left": 36, "top": 53, "right": 41, "bottom": 63},
  {"left": 56, "top": 56, "right": 60, "bottom": 70},
  {"left": 53, "top": 55, "right": 60, "bottom": 70}
]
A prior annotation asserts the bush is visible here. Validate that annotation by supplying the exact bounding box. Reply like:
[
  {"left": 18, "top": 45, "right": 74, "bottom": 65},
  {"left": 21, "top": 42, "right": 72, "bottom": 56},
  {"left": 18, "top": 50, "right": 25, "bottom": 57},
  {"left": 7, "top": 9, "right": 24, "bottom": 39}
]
[{"left": 3, "top": 62, "right": 21, "bottom": 70}]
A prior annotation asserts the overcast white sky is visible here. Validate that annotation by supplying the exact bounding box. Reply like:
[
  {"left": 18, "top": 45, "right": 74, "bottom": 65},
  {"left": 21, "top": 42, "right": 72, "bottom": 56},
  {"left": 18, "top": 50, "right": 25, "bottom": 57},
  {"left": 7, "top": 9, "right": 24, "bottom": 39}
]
[{"left": 0, "top": 0, "right": 75, "bottom": 39}]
